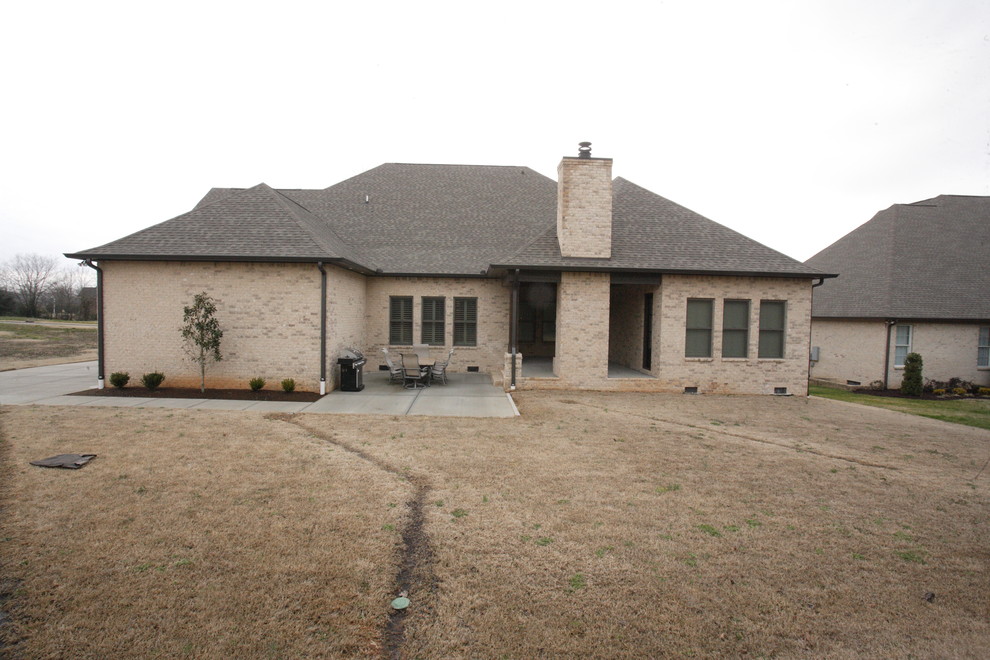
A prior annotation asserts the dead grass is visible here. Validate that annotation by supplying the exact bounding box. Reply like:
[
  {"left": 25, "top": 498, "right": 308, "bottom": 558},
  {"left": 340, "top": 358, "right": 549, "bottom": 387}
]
[
  {"left": 0, "top": 323, "right": 97, "bottom": 370},
  {"left": 2, "top": 392, "right": 988, "bottom": 658}
]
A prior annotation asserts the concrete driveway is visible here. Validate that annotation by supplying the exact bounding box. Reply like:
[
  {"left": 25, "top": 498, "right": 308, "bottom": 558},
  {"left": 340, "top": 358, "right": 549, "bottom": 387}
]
[{"left": 0, "top": 361, "right": 518, "bottom": 417}]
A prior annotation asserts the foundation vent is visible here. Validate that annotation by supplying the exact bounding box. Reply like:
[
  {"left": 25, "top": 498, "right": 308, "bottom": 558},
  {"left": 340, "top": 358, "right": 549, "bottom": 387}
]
[{"left": 684, "top": 386, "right": 698, "bottom": 394}]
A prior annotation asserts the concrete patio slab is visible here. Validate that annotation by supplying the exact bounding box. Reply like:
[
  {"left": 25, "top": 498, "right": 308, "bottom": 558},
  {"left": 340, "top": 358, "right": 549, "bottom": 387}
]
[
  {"left": 409, "top": 394, "right": 517, "bottom": 417},
  {"left": 244, "top": 401, "right": 312, "bottom": 413},
  {"left": 301, "top": 394, "right": 416, "bottom": 415},
  {"left": 1, "top": 362, "right": 518, "bottom": 417},
  {"left": 136, "top": 398, "right": 210, "bottom": 409},
  {"left": 189, "top": 400, "right": 257, "bottom": 411}
]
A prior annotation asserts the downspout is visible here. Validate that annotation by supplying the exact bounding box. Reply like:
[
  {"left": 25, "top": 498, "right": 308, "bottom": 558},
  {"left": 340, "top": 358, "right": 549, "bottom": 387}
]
[
  {"left": 883, "top": 319, "right": 896, "bottom": 390},
  {"left": 510, "top": 269, "right": 519, "bottom": 390},
  {"left": 317, "top": 262, "right": 327, "bottom": 395},
  {"left": 812, "top": 277, "right": 826, "bottom": 288},
  {"left": 82, "top": 260, "right": 104, "bottom": 388}
]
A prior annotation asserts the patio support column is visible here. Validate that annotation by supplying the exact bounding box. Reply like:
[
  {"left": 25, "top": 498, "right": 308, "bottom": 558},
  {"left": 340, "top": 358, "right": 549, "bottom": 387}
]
[
  {"left": 510, "top": 269, "right": 519, "bottom": 389},
  {"left": 317, "top": 262, "right": 327, "bottom": 395}
]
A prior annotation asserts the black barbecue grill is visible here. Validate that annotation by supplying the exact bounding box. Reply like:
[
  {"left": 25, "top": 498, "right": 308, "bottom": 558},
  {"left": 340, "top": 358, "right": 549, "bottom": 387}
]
[{"left": 337, "top": 348, "right": 366, "bottom": 391}]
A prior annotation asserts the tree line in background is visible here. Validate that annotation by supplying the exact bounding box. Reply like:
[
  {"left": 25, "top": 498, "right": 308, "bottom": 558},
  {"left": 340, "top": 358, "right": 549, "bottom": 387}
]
[{"left": 0, "top": 254, "right": 98, "bottom": 320}]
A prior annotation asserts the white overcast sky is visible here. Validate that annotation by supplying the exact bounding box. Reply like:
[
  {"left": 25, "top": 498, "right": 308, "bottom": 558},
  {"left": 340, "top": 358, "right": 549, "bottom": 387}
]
[{"left": 1, "top": 0, "right": 987, "bottom": 267}]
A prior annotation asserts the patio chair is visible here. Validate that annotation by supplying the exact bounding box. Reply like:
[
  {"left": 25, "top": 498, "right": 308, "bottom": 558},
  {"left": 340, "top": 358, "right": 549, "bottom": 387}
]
[
  {"left": 430, "top": 348, "right": 454, "bottom": 385},
  {"left": 381, "top": 348, "right": 404, "bottom": 384},
  {"left": 401, "top": 353, "right": 427, "bottom": 389}
]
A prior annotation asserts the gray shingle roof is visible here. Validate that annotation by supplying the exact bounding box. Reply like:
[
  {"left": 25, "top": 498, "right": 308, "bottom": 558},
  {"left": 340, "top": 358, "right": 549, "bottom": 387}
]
[
  {"left": 495, "top": 178, "right": 825, "bottom": 277},
  {"left": 67, "top": 163, "right": 827, "bottom": 279},
  {"left": 805, "top": 195, "right": 990, "bottom": 319},
  {"left": 66, "top": 183, "right": 375, "bottom": 269}
]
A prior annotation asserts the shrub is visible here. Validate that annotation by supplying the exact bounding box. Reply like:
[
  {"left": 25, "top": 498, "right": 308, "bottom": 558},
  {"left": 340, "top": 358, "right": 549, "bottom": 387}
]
[
  {"left": 141, "top": 372, "right": 165, "bottom": 390},
  {"left": 979, "top": 387, "right": 990, "bottom": 396},
  {"left": 109, "top": 372, "right": 130, "bottom": 389},
  {"left": 933, "top": 388, "right": 946, "bottom": 396},
  {"left": 901, "top": 353, "right": 923, "bottom": 396},
  {"left": 867, "top": 380, "right": 885, "bottom": 391},
  {"left": 281, "top": 378, "right": 296, "bottom": 393},
  {"left": 952, "top": 387, "right": 968, "bottom": 396},
  {"left": 249, "top": 377, "right": 265, "bottom": 391}
]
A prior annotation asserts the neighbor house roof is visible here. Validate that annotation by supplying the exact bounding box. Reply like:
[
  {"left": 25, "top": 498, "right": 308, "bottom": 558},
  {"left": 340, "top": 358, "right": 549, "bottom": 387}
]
[
  {"left": 805, "top": 195, "right": 990, "bottom": 319},
  {"left": 67, "top": 162, "right": 826, "bottom": 279}
]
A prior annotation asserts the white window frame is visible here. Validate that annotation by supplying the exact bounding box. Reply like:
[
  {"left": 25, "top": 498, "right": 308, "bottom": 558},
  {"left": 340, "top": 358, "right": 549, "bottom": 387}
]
[
  {"left": 893, "top": 325, "right": 912, "bottom": 368},
  {"left": 978, "top": 326, "right": 990, "bottom": 368}
]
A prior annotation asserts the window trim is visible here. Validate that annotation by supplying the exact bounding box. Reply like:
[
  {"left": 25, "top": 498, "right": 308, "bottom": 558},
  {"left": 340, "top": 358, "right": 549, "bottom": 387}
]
[
  {"left": 421, "top": 296, "right": 445, "bottom": 346},
  {"left": 757, "top": 300, "right": 786, "bottom": 359},
  {"left": 685, "top": 298, "right": 714, "bottom": 358},
  {"left": 388, "top": 296, "right": 413, "bottom": 345},
  {"left": 978, "top": 326, "right": 989, "bottom": 368},
  {"left": 721, "top": 299, "right": 750, "bottom": 359},
  {"left": 453, "top": 297, "right": 477, "bottom": 347},
  {"left": 893, "top": 324, "right": 912, "bottom": 368}
]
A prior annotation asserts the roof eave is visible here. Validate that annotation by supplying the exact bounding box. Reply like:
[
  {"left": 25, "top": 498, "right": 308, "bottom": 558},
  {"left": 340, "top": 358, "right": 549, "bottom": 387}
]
[
  {"left": 489, "top": 263, "right": 836, "bottom": 279},
  {"left": 62, "top": 252, "right": 377, "bottom": 275}
]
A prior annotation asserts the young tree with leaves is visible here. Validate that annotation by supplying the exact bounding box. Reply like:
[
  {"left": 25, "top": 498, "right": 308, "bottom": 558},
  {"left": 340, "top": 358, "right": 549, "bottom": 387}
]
[{"left": 181, "top": 292, "right": 223, "bottom": 393}]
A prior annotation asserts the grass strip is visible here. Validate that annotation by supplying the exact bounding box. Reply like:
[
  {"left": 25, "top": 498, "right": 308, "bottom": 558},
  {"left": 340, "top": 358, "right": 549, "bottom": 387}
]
[{"left": 809, "top": 386, "right": 990, "bottom": 431}]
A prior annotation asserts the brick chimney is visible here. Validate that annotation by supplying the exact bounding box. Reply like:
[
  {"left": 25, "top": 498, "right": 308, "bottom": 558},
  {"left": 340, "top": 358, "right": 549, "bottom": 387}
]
[{"left": 556, "top": 141, "right": 613, "bottom": 258}]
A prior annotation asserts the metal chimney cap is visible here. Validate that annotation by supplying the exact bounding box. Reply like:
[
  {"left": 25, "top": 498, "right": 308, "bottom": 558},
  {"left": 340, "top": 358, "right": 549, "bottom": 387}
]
[{"left": 578, "top": 142, "right": 592, "bottom": 158}]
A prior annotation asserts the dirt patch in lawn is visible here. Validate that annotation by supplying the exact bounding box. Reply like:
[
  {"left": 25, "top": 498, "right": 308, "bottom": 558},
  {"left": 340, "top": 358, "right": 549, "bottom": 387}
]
[
  {"left": 71, "top": 386, "right": 322, "bottom": 402},
  {"left": 0, "top": 323, "right": 97, "bottom": 370},
  {"left": 2, "top": 394, "right": 988, "bottom": 658}
]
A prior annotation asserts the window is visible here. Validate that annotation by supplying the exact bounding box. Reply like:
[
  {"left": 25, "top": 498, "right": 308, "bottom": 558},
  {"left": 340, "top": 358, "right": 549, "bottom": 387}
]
[
  {"left": 421, "top": 297, "right": 445, "bottom": 346},
  {"left": 893, "top": 325, "right": 912, "bottom": 367},
  {"left": 685, "top": 299, "right": 713, "bottom": 358},
  {"left": 453, "top": 297, "right": 477, "bottom": 346},
  {"left": 978, "top": 327, "right": 989, "bottom": 367},
  {"left": 389, "top": 296, "right": 412, "bottom": 345},
  {"left": 721, "top": 300, "right": 749, "bottom": 358},
  {"left": 758, "top": 301, "right": 786, "bottom": 358}
]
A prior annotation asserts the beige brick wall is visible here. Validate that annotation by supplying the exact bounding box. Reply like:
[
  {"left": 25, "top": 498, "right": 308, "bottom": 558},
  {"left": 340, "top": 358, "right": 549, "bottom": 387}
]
[
  {"left": 653, "top": 275, "right": 813, "bottom": 395},
  {"left": 103, "top": 261, "right": 325, "bottom": 391},
  {"left": 553, "top": 272, "right": 611, "bottom": 388},
  {"left": 557, "top": 157, "right": 613, "bottom": 258},
  {"left": 811, "top": 320, "right": 990, "bottom": 388},
  {"left": 608, "top": 284, "right": 658, "bottom": 373},
  {"left": 898, "top": 323, "right": 990, "bottom": 387},
  {"left": 810, "top": 318, "right": 887, "bottom": 386},
  {"left": 363, "top": 277, "right": 509, "bottom": 380},
  {"left": 326, "top": 266, "right": 367, "bottom": 390}
]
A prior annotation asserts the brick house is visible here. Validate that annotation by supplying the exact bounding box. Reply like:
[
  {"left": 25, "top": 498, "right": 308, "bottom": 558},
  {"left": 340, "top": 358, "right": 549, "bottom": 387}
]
[
  {"left": 66, "top": 144, "right": 831, "bottom": 395},
  {"left": 805, "top": 195, "right": 990, "bottom": 389}
]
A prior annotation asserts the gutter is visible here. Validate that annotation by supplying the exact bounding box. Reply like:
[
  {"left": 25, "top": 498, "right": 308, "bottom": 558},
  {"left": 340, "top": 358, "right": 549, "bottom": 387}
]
[
  {"left": 317, "top": 262, "right": 327, "bottom": 395},
  {"left": 81, "top": 260, "right": 105, "bottom": 388}
]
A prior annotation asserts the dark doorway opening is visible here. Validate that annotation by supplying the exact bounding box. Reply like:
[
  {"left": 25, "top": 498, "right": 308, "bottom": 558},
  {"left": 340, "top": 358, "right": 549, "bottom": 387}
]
[
  {"left": 518, "top": 282, "right": 556, "bottom": 358},
  {"left": 643, "top": 293, "right": 653, "bottom": 370}
]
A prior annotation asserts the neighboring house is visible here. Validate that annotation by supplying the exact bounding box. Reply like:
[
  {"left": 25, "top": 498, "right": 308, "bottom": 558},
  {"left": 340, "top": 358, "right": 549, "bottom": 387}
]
[
  {"left": 805, "top": 195, "right": 990, "bottom": 389},
  {"left": 66, "top": 144, "right": 831, "bottom": 395}
]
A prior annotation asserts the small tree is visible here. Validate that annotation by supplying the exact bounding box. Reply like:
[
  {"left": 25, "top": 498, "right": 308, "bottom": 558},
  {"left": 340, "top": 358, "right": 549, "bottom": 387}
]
[
  {"left": 901, "top": 352, "right": 923, "bottom": 396},
  {"left": 181, "top": 292, "right": 223, "bottom": 393}
]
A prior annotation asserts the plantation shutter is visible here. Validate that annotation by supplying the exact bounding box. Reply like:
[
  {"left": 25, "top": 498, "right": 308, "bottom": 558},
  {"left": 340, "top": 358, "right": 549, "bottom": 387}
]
[
  {"left": 421, "top": 297, "right": 445, "bottom": 346},
  {"left": 685, "top": 299, "right": 713, "bottom": 358},
  {"left": 454, "top": 297, "right": 477, "bottom": 346},
  {"left": 389, "top": 296, "right": 413, "bottom": 345},
  {"left": 721, "top": 300, "right": 749, "bottom": 358},
  {"left": 758, "top": 301, "right": 786, "bottom": 358}
]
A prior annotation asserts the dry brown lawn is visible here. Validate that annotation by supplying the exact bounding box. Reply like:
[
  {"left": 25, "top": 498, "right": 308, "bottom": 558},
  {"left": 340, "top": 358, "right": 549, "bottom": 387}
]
[
  {"left": 0, "top": 323, "right": 97, "bottom": 370},
  {"left": 1, "top": 391, "right": 988, "bottom": 658}
]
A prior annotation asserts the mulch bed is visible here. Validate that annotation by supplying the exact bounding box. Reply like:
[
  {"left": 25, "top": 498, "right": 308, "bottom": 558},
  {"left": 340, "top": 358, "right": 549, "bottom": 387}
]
[
  {"left": 70, "top": 387, "right": 322, "bottom": 402},
  {"left": 854, "top": 388, "right": 989, "bottom": 401}
]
